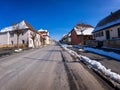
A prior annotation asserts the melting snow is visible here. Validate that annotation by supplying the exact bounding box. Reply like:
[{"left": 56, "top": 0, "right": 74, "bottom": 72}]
[
  {"left": 84, "top": 47, "right": 120, "bottom": 60},
  {"left": 61, "top": 44, "right": 120, "bottom": 84}
]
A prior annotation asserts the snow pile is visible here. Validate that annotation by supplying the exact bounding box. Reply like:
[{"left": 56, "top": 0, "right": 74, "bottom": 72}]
[
  {"left": 81, "top": 56, "right": 120, "bottom": 84},
  {"left": 61, "top": 44, "right": 120, "bottom": 84},
  {"left": 73, "top": 45, "right": 82, "bottom": 49},
  {"left": 14, "top": 49, "right": 22, "bottom": 53},
  {"left": 61, "top": 45, "right": 80, "bottom": 58},
  {"left": 84, "top": 47, "right": 120, "bottom": 60}
]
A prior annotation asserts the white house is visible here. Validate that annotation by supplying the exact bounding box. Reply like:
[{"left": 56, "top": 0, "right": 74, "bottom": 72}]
[
  {"left": 0, "top": 20, "right": 41, "bottom": 48},
  {"left": 92, "top": 10, "right": 120, "bottom": 48},
  {"left": 38, "top": 29, "right": 50, "bottom": 45},
  {"left": 93, "top": 10, "right": 120, "bottom": 41}
]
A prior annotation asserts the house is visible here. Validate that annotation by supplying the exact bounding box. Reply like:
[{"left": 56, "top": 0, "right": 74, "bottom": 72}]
[
  {"left": 92, "top": 10, "right": 120, "bottom": 48},
  {"left": 70, "top": 24, "right": 94, "bottom": 45},
  {"left": 60, "top": 34, "right": 71, "bottom": 44},
  {"left": 38, "top": 29, "right": 50, "bottom": 45},
  {"left": 0, "top": 20, "right": 41, "bottom": 48},
  {"left": 60, "top": 23, "right": 94, "bottom": 45}
]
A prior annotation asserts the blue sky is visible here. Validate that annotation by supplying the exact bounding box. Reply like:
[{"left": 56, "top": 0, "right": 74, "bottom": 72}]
[{"left": 0, "top": 0, "right": 120, "bottom": 40}]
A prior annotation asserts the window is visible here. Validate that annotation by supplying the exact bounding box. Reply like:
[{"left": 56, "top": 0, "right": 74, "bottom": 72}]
[
  {"left": 98, "top": 32, "right": 100, "bottom": 37},
  {"left": 10, "top": 33, "right": 14, "bottom": 37},
  {"left": 95, "top": 33, "right": 97, "bottom": 37},
  {"left": 96, "top": 33, "right": 98, "bottom": 37},
  {"left": 101, "top": 31, "right": 104, "bottom": 36},
  {"left": 22, "top": 40, "right": 25, "bottom": 44},
  {"left": 118, "top": 28, "right": 120, "bottom": 37},
  {"left": 22, "top": 32, "right": 25, "bottom": 35},
  {"left": 93, "top": 34, "right": 96, "bottom": 38},
  {"left": 11, "top": 41, "right": 14, "bottom": 45},
  {"left": 106, "top": 30, "right": 110, "bottom": 40}
]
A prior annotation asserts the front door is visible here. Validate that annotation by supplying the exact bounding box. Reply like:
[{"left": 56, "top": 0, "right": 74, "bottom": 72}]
[{"left": 106, "top": 30, "right": 110, "bottom": 40}]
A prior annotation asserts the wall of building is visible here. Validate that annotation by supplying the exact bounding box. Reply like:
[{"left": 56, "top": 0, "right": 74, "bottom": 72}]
[
  {"left": 71, "top": 30, "right": 92, "bottom": 45},
  {"left": 93, "top": 25, "right": 120, "bottom": 41},
  {"left": 0, "top": 30, "right": 41, "bottom": 48},
  {"left": 28, "top": 30, "right": 41, "bottom": 48},
  {"left": 10, "top": 30, "right": 29, "bottom": 45},
  {"left": 44, "top": 36, "right": 50, "bottom": 45},
  {"left": 71, "top": 30, "right": 80, "bottom": 45},
  {"left": 0, "top": 32, "right": 9, "bottom": 45},
  {"left": 93, "top": 30, "right": 106, "bottom": 41}
]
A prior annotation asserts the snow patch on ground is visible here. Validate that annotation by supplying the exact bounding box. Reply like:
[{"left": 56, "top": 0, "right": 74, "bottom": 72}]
[
  {"left": 81, "top": 56, "right": 120, "bottom": 83},
  {"left": 61, "top": 44, "right": 120, "bottom": 84},
  {"left": 84, "top": 47, "right": 120, "bottom": 60},
  {"left": 14, "top": 49, "right": 22, "bottom": 52}
]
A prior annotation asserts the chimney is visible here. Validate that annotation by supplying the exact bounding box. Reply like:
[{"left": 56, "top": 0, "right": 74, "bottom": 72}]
[{"left": 12, "top": 23, "right": 16, "bottom": 26}]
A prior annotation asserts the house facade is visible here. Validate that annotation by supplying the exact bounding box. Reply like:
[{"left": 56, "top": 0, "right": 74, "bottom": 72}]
[
  {"left": 0, "top": 20, "right": 41, "bottom": 48},
  {"left": 60, "top": 34, "right": 71, "bottom": 44},
  {"left": 60, "top": 23, "right": 94, "bottom": 45},
  {"left": 92, "top": 10, "right": 120, "bottom": 48},
  {"left": 38, "top": 29, "right": 51, "bottom": 45},
  {"left": 70, "top": 24, "right": 94, "bottom": 45}
]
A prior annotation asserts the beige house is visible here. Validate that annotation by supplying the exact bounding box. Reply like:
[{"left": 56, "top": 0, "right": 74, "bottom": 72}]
[
  {"left": 92, "top": 10, "right": 120, "bottom": 48},
  {"left": 38, "top": 29, "right": 50, "bottom": 45},
  {"left": 0, "top": 20, "right": 41, "bottom": 48}
]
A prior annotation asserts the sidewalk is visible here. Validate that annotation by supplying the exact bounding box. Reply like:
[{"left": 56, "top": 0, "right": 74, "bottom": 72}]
[{"left": 0, "top": 46, "right": 45, "bottom": 57}]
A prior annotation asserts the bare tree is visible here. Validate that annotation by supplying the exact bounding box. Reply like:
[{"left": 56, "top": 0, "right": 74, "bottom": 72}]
[
  {"left": 14, "top": 29, "right": 23, "bottom": 49},
  {"left": 30, "top": 32, "right": 36, "bottom": 48},
  {"left": 13, "top": 23, "right": 28, "bottom": 49}
]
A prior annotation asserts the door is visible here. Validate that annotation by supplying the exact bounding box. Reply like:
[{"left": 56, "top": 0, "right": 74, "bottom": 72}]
[{"left": 106, "top": 30, "right": 110, "bottom": 40}]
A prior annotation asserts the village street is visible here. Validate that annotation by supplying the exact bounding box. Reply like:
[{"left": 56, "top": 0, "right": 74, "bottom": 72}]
[{"left": 0, "top": 44, "right": 115, "bottom": 90}]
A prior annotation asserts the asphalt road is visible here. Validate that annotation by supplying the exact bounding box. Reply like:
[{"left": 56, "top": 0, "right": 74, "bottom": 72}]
[{"left": 0, "top": 45, "right": 115, "bottom": 90}]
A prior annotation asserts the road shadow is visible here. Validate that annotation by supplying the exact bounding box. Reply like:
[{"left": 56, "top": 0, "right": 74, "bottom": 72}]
[{"left": 23, "top": 57, "right": 62, "bottom": 63}]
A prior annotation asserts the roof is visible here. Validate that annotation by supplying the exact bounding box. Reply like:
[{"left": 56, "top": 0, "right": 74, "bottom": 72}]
[
  {"left": 76, "top": 23, "right": 93, "bottom": 28},
  {"left": 38, "top": 28, "right": 49, "bottom": 36},
  {"left": 73, "top": 23, "right": 94, "bottom": 35},
  {"left": 0, "top": 20, "right": 37, "bottom": 33},
  {"left": 93, "top": 9, "right": 120, "bottom": 32},
  {"left": 38, "top": 28, "right": 48, "bottom": 32}
]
